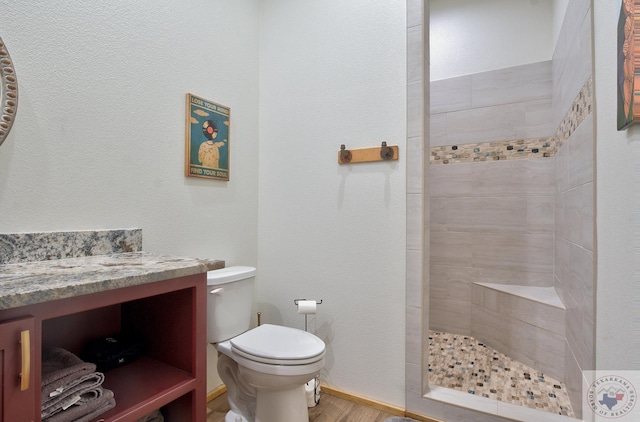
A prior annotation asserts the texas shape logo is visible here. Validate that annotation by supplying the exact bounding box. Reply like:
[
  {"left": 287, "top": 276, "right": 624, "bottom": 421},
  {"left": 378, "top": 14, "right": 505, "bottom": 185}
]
[{"left": 587, "top": 375, "right": 636, "bottom": 419}]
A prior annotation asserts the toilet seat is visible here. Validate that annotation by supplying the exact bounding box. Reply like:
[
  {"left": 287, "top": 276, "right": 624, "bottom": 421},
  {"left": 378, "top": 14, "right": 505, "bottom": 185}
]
[{"left": 230, "top": 324, "right": 325, "bottom": 365}]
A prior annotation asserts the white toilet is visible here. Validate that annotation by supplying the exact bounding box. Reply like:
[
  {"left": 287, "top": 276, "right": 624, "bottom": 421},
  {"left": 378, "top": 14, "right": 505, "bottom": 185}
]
[{"left": 207, "top": 266, "right": 325, "bottom": 422}]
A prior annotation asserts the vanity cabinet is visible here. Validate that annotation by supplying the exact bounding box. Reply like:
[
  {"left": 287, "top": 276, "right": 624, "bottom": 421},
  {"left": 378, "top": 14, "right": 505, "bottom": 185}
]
[
  {"left": 0, "top": 273, "right": 207, "bottom": 422},
  {"left": 0, "top": 316, "right": 36, "bottom": 421}
]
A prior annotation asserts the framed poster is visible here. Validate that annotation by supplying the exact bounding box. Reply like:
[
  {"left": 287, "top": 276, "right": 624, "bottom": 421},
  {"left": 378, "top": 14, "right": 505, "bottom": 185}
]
[
  {"left": 185, "top": 93, "right": 230, "bottom": 180},
  {"left": 618, "top": 0, "right": 640, "bottom": 130}
]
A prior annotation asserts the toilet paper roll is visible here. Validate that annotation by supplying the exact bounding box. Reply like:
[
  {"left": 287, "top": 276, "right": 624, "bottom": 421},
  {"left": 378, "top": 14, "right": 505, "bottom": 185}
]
[{"left": 297, "top": 300, "right": 317, "bottom": 315}]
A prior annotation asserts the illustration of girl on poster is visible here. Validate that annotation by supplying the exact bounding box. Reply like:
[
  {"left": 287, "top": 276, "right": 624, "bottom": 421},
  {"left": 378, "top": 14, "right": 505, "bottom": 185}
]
[{"left": 185, "top": 93, "right": 230, "bottom": 180}]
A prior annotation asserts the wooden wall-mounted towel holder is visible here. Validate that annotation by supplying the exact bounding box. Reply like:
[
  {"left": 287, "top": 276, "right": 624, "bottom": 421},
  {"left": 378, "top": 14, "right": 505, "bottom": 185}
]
[{"left": 338, "top": 142, "right": 399, "bottom": 164}]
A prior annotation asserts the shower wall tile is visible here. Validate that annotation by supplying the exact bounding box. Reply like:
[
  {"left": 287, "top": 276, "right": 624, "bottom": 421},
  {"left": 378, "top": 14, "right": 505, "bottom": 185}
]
[
  {"left": 406, "top": 136, "right": 424, "bottom": 194},
  {"left": 430, "top": 231, "right": 472, "bottom": 266},
  {"left": 562, "top": 182, "right": 594, "bottom": 251},
  {"left": 429, "top": 153, "right": 556, "bottom": 341},
  {"left": 556, "top": 115, "right": 593, "bottom": 195},
  {"left": 429, "top": 113, "right": 447, "bottom": 147},
  {"left": 472, "top": 267, "right": 552, "bottom": 288},
  {"left": 567, "top": 244, "right": 594, "bottom": 322},
  {"left": 407, "top": 370, "right": 447, "bottom": 421},
  {"left": 555, "top": 138, "right": 570, "bottom": 194},
  {"left": 434, "top": 197, "right": 526, "bottom": 234},
  {"left": 552, "top": 27, "right": 567, "bottom": 124},
  {"left": 565, "top": 0, "right": 591, "bottom": 35},
  {"left": 429, "top": 197, "right": 447, "bottom": 232},
  {"left": 582, "top": 316, "right": 594, "bottom": 371},
  {"left": 405, "top": 0, "right": 431, "bottom": 417},
  {"left": 430, "top": 61, "right": 554, "bottom": 147},
  {"left": 406, "top": 0, "right": 423, "bottom": 28},
  {"left": 405, "top": 362, "right": 422, "bottom": 397},
  {"left": 566, "top": 115, "right": 594, "bottom": 190},
  {"left": 466, "top": 197, "right": 526, "bottom": 233},
  {"left": 526, "top": 195, "right": 555, "bottom": 233},
  {"left": 430, "top": 298, "right": 471, "bottom": 336},
  {"left": 554, "top": 274, "right": 567, "bottom": 314},
  {"left": 524, "top": 99, "right": 556, "bottom": 139},
  {"left": 408, "top": 80, "right": 423, "bottom": 138},
  {"left": 406, "top": 193, "right": 424, "bottom": 251},
  {"left": 472, "top": 159, "right": 555, "bottom": 196},
  {"left": 554, "top": 192, "right": 567, "bottom": 241},
  {"left": 445, "top": 102, "right": 527, "bottom": 145},
  {"left": 472, "top": 232, "right": 553, "bottom": 273},
  {"left": 554, "top": 238, "right": 571, "bottom": 297},
  {"left": 552, "top": 5, "right": 594, "bottom": 414},
  {"left": 553, "top": 1, "right": 592, "bottom": 127},
  {"left": 471, "top": 305, "right": 565, "bottom": 380},
  {"left": 430, "top": 264, "right": 473, "bottom": 302},
  {"left": 430, "top": 197, "right": 471, "bottom": 232},
  {"left": 428, "top": 385, "right": 500, "bottom": 416},
  {"left": 406, "top": 305, "right": 422, "bottom": 365},
  {"left": 564, "top": 292, "right": 594, "bottom": 372},
  {"left": 424, "top": 4, "right": 594, "bottom": 417},
  {"left": 406, "top": 249, "right": 422, "bottom": 308},
  {"left": 471, "top": 61, "right": 552, "bottom": 109},
  {"left": 430, "top": 75, "right": 472, "bottom": 114},
  {"left": 407, "top": 25, "right": 423, "bottom": 83},
  {"left": 471, "top": 284, "right": 565, "bottom": 336},
  {"left": 428, "top": 162, "right": 473, "bottom": 198},
  {"left": 430, "top": 73, "right": 590, "bottom": 164},
  {"left": 443, "top": 404, "right": 513, "bottom": 422},
  {"left": 564, "top": 346, "right": 584, "bottom": 420},
  {"left": 563, "top": 9, "right": 592, "bottom": 121}
]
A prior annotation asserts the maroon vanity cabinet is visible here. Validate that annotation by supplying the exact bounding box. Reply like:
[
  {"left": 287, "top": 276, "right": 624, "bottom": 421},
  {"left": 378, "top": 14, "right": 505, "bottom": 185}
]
[{"left": 0, "top": 273, "right": 208, "bottom": 422}]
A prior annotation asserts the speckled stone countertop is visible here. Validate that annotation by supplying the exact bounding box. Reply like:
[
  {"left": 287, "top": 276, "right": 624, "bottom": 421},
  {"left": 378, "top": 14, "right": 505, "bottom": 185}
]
[{"left": 0, "top": 252, "right": 224, "bottom": 310}]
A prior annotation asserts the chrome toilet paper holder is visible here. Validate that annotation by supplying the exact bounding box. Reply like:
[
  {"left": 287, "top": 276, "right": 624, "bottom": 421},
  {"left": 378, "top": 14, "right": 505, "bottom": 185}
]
[
  {"left": 294, "top": 299, "right": 323, "bottom": 331},
  {"left": 293, "top": 299, "right": 323, "bottom": 305}
]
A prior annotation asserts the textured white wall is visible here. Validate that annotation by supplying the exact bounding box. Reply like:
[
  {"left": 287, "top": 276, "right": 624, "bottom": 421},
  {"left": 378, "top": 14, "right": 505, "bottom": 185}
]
[
  {"left": 430, "top": 0, "right": 555, "bottom": 81},
  {"left": 0, "top": 0, "right": 260, "bottom": 261},
  {"left": 257, "top": 0, "right": 407, "bottom": 406},
  {"left": 0, "top": 0, "right": 260, "bottom": 391},
  {"left": 593, "top": 1, "right": 640, "bottom": 371},
  {"left": 553, "top": 0, "right": 570, "bottom": 49}
]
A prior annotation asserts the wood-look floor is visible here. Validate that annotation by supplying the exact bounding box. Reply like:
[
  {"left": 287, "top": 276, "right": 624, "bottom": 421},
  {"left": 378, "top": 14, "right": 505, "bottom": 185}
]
[{"left": 206, "top": 392, "right": 397, "bottom": 422}]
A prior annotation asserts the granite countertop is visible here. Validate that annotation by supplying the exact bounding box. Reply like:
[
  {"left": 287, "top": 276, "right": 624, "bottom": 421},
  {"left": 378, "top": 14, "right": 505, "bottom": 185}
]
[{"left": 0, "top": 252, "right": 225, "bottom": 310}]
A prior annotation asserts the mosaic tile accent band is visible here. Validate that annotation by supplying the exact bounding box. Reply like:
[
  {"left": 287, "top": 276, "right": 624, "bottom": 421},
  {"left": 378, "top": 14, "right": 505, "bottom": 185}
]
[
  {"left": 428, "top": 331, "right": 574, "bottom": 418},
  {"left": 0, "top": 229, "right": 142, "bottom": 264},
  {"left": 430, "top": 77, "right": 593, "bottom": 165}
]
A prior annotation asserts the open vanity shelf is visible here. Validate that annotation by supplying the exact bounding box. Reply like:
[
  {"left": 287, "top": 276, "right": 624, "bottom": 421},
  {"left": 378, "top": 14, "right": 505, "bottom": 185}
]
[{"left": 0, "top": 251, "right": 221, "bottom": 422}]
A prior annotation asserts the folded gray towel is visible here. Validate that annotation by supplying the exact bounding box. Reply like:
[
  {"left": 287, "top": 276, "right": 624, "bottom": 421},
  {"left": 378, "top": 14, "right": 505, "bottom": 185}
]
[
  {"left": 41, "top": 372, "right": 105, "bottom": 413},
  {"left": 135, "top": 409, "right": 164, "bottom": 422},
  {"left": 41, "top": 347, "right": 96, "bottom": 400},
  {"left": 41, "top": 375, "right": 105, "bottom": 419},
  {"left": 42, "top": 387, "right": 115, "bottom": 422}
]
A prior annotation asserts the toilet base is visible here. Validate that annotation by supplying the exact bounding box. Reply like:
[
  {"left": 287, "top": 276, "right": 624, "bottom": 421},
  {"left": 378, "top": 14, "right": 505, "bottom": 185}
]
[
  {"left": 255, "top": 384, "right": 308, "bottom": 422},
  {"left": 224, "top": 385, "right": 308, "bottom": 422},
  {"left": 225, "top": 410, "right": 248, "bottom": 422}
]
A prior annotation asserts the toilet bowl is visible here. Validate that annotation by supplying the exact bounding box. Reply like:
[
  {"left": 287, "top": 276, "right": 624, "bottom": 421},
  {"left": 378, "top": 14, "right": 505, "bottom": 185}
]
[{"left": 207, "top": 266, "right": 325, "bottom": 422}]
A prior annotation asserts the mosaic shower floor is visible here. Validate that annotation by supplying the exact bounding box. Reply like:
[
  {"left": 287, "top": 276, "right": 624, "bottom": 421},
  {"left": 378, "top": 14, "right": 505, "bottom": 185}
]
[{"left": 428, "top": 331, "right": 574, "bottom": 418}]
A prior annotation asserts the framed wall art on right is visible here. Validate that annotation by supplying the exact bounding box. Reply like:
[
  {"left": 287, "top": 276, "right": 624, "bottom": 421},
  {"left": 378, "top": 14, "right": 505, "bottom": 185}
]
[{"left": 618, "top": 0, "right": 640, "bottom": 130}]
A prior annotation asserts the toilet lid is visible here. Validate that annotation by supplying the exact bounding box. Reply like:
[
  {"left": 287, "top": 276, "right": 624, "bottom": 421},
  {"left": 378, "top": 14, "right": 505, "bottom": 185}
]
[{"left": 230, "top": 324, "right": 325, "bottom": 364}]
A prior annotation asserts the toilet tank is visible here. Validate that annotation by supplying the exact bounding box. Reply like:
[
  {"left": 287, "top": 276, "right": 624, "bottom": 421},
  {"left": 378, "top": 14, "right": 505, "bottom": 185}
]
[{"left": 206, "top": 266, "right": 257, "bottom": 343}]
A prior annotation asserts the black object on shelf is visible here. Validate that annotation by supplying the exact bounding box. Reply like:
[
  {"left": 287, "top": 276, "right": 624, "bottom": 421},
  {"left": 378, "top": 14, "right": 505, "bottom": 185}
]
[{"left": 82, "top": 335, "right": 144, "bottom": 372}]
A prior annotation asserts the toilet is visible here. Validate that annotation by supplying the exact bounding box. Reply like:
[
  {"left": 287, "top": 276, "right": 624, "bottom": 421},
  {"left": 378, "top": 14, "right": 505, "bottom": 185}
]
[{"left": 207, "top": 266, "right": 325, "bottom": 422}]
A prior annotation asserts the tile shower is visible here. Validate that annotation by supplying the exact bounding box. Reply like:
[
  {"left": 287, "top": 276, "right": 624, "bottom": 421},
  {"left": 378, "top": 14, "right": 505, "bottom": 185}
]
[{"left": 426, "top": 1, "right": 594, "bottom": 418}]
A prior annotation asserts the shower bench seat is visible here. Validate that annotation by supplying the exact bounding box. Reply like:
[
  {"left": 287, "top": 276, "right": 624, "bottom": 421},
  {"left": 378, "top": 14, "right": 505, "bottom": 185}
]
[{"left": 470, "top": 282, "right": 566, "bottom": 381}]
